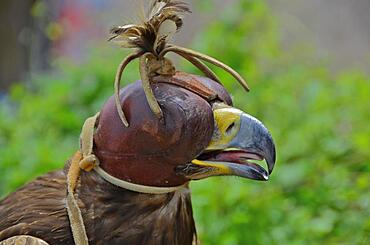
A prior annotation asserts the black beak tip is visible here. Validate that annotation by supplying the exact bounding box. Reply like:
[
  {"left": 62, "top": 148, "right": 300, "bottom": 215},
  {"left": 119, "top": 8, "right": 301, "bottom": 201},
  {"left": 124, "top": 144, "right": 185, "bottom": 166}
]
[
  {"left": 252, "top": 169, "right": 269, "bottom": 181},
  {"left": 265, "top": 130, "right": 276, "bottom": 175},
  {"left": 267, "top": 145, "right": 276, "bottom": 175},
  {"left": 244, "top": 162, "right": 270, "bottom": 181},
  {"left": 262, "top": 173, "right": 269, "bottom": 181}
]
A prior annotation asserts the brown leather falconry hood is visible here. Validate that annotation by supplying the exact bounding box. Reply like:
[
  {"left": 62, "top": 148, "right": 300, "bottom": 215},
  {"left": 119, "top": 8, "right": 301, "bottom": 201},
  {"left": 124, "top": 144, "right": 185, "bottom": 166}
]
[{"left": 94, "top": 72, "right": 233, "bottom": 187}]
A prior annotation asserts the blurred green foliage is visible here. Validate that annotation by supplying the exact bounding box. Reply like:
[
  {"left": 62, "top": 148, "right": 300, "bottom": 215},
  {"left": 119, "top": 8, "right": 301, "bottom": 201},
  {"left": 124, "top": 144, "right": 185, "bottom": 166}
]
[{"left": 0, "top": 0, "right": 369, "bottom": 244}]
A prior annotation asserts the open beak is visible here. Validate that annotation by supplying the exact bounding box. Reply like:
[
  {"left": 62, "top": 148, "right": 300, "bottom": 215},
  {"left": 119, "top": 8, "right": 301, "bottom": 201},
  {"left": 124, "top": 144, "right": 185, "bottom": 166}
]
[{"left": 176, "top": 103, "right": 276, "bottom": 181}]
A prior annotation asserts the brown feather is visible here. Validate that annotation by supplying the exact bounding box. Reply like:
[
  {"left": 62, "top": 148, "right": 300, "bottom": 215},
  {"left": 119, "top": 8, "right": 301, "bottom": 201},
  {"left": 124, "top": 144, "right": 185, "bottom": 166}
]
[
  {"left": 0, "top": 161, "right": 196, "bottom": 245},
  {"left": 109, "top": 0, "right": 190, "bottom": 53}
]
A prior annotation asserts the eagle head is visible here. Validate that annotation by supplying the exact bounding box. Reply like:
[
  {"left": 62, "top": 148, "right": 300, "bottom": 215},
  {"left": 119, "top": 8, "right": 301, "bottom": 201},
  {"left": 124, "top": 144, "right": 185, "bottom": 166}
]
[{"left": 93, "top": 72, "right": 276, "bottom": 188}]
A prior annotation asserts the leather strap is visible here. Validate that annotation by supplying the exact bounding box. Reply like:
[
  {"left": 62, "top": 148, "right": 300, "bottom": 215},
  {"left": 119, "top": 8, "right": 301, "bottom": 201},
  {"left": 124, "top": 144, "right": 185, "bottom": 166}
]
[
  {"left": 66, "top": 151, "right": 89, "bottom": 245},
  {"left": 152, "top": 72, "right": 219, "bottom": 102}
]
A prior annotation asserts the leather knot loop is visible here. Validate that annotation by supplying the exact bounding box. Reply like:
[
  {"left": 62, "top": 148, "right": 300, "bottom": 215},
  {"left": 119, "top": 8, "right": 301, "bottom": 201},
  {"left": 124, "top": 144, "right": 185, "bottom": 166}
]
[
  {"left": 79, "top": 154, "right": 100, "bottom": 172},
  {"left": 79, "top": 112, "right": 101, "bottom": 172}
]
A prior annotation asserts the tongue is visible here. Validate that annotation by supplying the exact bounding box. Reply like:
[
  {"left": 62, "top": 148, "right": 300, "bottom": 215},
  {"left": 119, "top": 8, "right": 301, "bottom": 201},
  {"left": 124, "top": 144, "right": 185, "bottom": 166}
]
[{"left": 208, "top": 151, "right": 263, "bottom": 164}]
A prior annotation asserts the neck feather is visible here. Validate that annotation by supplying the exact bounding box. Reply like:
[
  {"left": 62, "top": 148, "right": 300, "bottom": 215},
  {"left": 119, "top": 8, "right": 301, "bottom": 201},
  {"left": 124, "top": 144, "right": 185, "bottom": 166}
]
[{"left": 76, "top": 169, "right": 197, "bottom": 244}]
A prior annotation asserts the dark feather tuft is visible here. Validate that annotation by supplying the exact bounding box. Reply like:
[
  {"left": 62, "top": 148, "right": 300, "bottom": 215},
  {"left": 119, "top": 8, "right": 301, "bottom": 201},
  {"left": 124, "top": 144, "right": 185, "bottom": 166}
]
[{"left": 109, "top": 0, "right": 190, "bottom": 54}]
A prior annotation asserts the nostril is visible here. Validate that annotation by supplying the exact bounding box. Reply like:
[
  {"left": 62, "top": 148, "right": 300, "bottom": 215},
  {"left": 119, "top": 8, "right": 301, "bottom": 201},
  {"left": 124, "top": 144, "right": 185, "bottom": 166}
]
[{"left": 226, "top": 122, "right": 235, "bottom": 134}]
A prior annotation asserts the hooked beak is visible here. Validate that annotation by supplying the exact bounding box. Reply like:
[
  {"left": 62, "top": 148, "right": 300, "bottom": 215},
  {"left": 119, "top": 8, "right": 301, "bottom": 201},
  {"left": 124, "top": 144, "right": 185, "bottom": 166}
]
[{"left": 176, "top": 104, "right": 276, "bottom": 181}]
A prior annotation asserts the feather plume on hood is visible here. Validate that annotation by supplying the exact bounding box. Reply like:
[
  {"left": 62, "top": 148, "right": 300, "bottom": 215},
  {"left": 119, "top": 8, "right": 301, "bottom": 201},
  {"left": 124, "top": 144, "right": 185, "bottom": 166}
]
[{"left": 109, "top": 0, "right": 190, "bottom": 54}]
